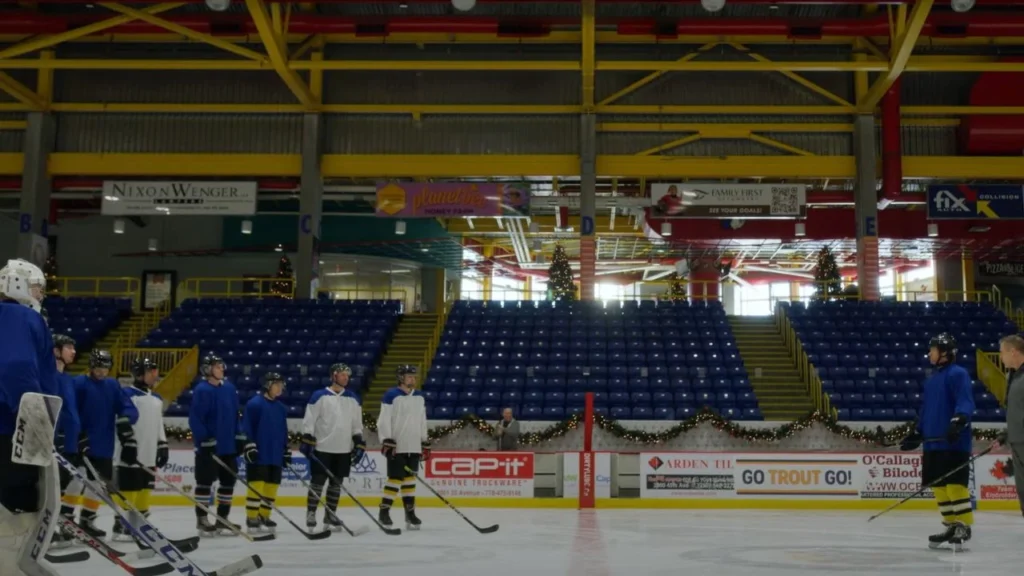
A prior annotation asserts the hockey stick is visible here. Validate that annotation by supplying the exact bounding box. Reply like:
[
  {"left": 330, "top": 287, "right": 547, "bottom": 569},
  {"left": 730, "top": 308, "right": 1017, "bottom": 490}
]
[
  {"left": 211, "top": 455, "right": 331, "bottom": 541},
  {"left": 867, "top": 443, "right": 997, "bottom": 523},
  {"left": 62, "top": 453, "right": 262, "bottom": 576},
  {"left": 136, "top": 465, "right": 274, "bottom": 542},
  {"left": 404, "top": 466, "right": 499, "bottom": 534},
  {"left": 308, "top": 453, "right": 401, "bottom": 536},
  {"left": 43, "top": 550, "right": 89, "bottom": 564},
  {"left": 284, "top": 462, "right": 369, "bottom": 537},
  {"left": 115, "top": 537, "right": 198, "bottom": 562},
  {"left": 57, "top": 516, "right": 174, "bottom": 576}
]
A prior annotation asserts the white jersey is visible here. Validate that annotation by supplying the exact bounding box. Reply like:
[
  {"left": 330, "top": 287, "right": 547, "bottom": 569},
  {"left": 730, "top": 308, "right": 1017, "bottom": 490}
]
[
  {"left": 301, "top": 387, "right": 363, "bottom": 454},
  {"left": 116, "top": 386, "right": 166, "bottom": 467},
  {"left": 376, "top": 386, "right": 428, "bottom": 455}
]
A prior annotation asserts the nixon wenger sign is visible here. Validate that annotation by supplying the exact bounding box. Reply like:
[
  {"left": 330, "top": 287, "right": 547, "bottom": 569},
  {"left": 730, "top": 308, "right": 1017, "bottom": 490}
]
[{"left": 101, "top": 181, "right": 258, "bottom": 216}]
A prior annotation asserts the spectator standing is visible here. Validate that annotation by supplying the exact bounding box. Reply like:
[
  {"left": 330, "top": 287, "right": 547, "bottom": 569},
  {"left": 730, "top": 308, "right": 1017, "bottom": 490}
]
[
  {"left": 494, "top": 408, "right": 520, "bottom": 451},
  {"left": 994, "top": 335, "right": 1024, "bottom": 516}
]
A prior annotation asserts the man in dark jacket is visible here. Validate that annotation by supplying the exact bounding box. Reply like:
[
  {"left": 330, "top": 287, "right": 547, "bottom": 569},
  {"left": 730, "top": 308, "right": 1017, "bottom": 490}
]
[{"left": 994, "top": 335, "right": 1024, "bottom": 516}]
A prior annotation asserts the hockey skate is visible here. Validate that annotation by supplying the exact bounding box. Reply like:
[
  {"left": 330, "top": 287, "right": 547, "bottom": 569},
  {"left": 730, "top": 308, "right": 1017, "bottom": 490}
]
[
  {"left": 49, "top": 527, "right": 73, "bottom": 549},
  {"left": 948, "top": 523, "right": 971, "bottom": 552},
  {"left": 196, "top": 516, "right": 219, "bottom": 538},
  {"left": 928, "top": 524, "right": 956, "bottom": 549},
  {"left": 324, "top": 512, "right": 344, "bottom": 531},
  {"left": 378, "top": 507, "right": 393, "bottom": 527},
  {"left": 246, "top": 517, "right": 263, "bottom": 534},
  {"left": 404, "top": 508, "right": 422, "bottom": 531},
  {"left": 215, "top": 516, "right": 241, "bottom": 537},
  {"left": 260, "top": 517, "right": 277, "bottom": 534},
  {"left": 110, "top": 518, "right": 134, "bottom": 542},
  {"left": 78, "top": 515, "right": 106, "bottom": 539},
  {"left": 306, "top": 510, "right": 317, "bottom": 529}
]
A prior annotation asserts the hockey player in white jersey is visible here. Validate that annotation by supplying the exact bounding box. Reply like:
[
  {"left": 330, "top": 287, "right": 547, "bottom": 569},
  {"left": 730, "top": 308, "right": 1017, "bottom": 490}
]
[
  {"left": 112, "top": 357, "right": 169, "bottom": 542},
  {"left": 376, "top": 365, "right": 429, "bottom": 530},
  {"left": 300, "top": 363, "right": 365, "bottom": 531},
  {"left": 0, "top": 259, "right": 64, "bottom": 576}
]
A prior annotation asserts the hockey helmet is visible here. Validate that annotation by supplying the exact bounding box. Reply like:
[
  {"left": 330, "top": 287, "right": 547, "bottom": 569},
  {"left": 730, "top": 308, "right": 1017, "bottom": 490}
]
[
  {"left": 89, "top": 349, "right": 114, "bottom": 370},
  {"left": 52, "top": 333, "right": 76, "bottom": 350},
  {"left": 131, "top": 357, "right": 159, "bottom": 379},
  {"left": 200, "top": 354, "right": 225, "bottom": 377},
  {"left": 928, "top": 332, "right": 958, "bottom": 360},
  {"left": 261, "top": 371, "right": 285, "bottom": 390},
  {"left": 330, "top": 363, "right": 352, "bottom": 376},
  {"left": 396, "top": 364, "right": 418, "bottom": 383},
  {"left": 0, "top": 258, "right": 46, "bottom": 313}
]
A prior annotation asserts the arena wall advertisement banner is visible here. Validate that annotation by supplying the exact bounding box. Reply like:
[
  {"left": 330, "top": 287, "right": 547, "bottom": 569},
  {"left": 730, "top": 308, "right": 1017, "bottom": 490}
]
[
  {"left": 423, "top": 451, "right": 534, "bottom": 498},
  {"left": 562, "top": 452, "right": 612, "bottom": 500},
  {"left": 640, "top": 452, "right": 991, "bottom": 501},
  {"left": 101, "top": 181, "right": 258, "bottom": 216},
  {"left": 375, "top": 182, "right": 530, "bottom": 218},
  {"left": 649, "top": 183, "right": 807, "bottom": 219}
]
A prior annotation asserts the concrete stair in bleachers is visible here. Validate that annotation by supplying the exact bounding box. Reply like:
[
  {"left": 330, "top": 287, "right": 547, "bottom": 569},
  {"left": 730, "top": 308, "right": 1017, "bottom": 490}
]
[
  {"left": 730, "top": 316, "right": 814, "bottom": 420},
  {"left": 363, "top": 313, "right": 440, "bottom": 415},
  {"left": 67, "top": 311, "right": 144, "bottom": 375}
]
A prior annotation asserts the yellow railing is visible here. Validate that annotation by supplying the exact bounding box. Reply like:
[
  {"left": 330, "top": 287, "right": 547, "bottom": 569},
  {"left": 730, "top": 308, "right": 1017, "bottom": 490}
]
[
  {"left": 48, "top": 277, "right": 139, "bottom": 301},
  {"left": 317, "top": 288, "right": 408, "bottom": 303},
  {"left": 153, "top": 346, "right": 200, "bottom": 409},
  {"left": 420, "top": 310, "right": 448, "bottom": 377},
  {"left": 977, "top": 350, "right": 1007, "bottom": 406},
  {"left": 775, "top": 307, "right": 834, "bottom": 417},
  {"left": 992, "top": 286, "right": 1024, "bottom": 330},
  {"left": 181, "top": 277, "right": 293, "bottom": 300},
  {"left": 112, "top": 347, "right": 193, "bottom": 378}
]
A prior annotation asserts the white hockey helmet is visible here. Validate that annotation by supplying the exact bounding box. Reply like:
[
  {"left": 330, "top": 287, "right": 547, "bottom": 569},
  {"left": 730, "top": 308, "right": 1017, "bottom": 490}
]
[{"left": 0, "top": 258, "right": 46, "bottom": 313}]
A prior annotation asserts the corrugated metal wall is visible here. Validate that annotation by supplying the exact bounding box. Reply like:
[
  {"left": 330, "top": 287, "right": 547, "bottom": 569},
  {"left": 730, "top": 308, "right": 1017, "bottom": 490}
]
[
  {"left": 55, "top": 114, "right": 302, "bottom": 153},
  {"left": 0, "top": 113, "right": 23, "bottom": 153}
]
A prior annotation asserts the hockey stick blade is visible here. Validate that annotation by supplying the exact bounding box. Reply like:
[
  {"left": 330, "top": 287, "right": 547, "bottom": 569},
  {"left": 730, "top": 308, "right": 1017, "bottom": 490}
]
[
  {"left": 44, "top": 551, "right": 89, "bottom": 564},
  {"left": 58, "top": 516, "right": 175, "bottom": 576},
  {"left": 114, "top": 537, "right": 200, "bottom": 560},
  {"left": 283, "top": 463, "right": 364, "bottom": 538},
  {"left": 208, "top": 555, "right": 263, "bottom": 576},
  {"left": 405, "top": 466, "right": 499, "bottom": 534},
  {"left": 308, "top": 453, "right": 401, "bottom": 536},
  {"left": 211, "top": 456, "right": 331, "bottom": 541}
]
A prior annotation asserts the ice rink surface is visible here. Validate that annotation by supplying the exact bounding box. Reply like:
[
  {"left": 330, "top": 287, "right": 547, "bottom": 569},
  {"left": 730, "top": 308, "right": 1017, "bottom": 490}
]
[{"left": 61, "top": 507, "right": 1023, "bottom": 576}]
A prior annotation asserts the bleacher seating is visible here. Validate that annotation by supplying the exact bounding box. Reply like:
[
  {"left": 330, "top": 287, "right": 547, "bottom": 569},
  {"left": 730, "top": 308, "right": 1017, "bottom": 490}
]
[
  {"left": 45, "top": 296, "right": 132, "bottom": 351},
  {"left": 145, "top": 299, "right": 401, "bottom": 417},
  {"left": 783, "top": 300, "right": 1016, "bottom": 422},
  {"left": 426, "top": 299, "right": 761, "bottom": 421}
]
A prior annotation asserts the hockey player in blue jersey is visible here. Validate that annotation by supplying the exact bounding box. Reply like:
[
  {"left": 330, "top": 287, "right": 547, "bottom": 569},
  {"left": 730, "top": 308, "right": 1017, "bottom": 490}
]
[
  {"left": 300, "top": 363, "right": 364, "bottom": 531},
  {"left": 0, "top": 259, "right": 64, "bottom": 576},
  {"left": 190, "top": 354, "right": 256, "bottom": 537},
  {"left": 50, "top": 333, "right": 81, "bottom": 548},
  {"left": 377, "top": 364, "right": 429, "bottom": 530},
  {"left": 242, "top": 372, "right": 289, "bottom": 534},
  {"left": 72, "top": 349, "right": 140, "bottom": 538},
  {"left": 900, "top": 332, "right": 976, "bottom": 551}
]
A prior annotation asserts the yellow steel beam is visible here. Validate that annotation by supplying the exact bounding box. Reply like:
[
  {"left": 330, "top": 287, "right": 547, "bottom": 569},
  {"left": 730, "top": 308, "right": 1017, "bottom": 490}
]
[
  {"left": 0, "top": 3, "right": 184, "bottom": 61},
  {"left": 747, "top": 134, "right": 816, "bottom": 156},
  {"left": 636, "top": 134, "right": 701, "bottom": 156},
  {"left": 581, "top": 0, "right": 595, "bottom": 109},
  {"left": 597, "top": 43, "right": 716, "bottom": 107},
  {"left": 730, "top": 43, "right": 852, "bottom": 107},
  {"left": 0, "top": 72, "right": 44, "bottom": 110},
  {"left": 859, "top": 0, "right": 935, "bottom": 111},
  {"left": 599, "top": 120, "right": 958, "bottom": 132},
  {"left": 99, "top": 3, "right": 268, "bottom": 62},
  {"left": 243, "top": 0, "right": 316, "bottom": 108},
  {"left": 310, "top": 50, "right": 323, "bottom": 103},
  {"left": 0, "top": 121, "right": 27, "bottom": 131},
  {"left": 289, "top": 34, "right": 320, "bottom": 61},
  {"left": 37, "top": 51, "right": 53, "bottom": 104}
]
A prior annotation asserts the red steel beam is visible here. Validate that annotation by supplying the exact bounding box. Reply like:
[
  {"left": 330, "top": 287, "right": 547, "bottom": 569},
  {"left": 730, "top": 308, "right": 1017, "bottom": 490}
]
[{"left": 19, "top": 0, "right": 1024, "bottom": 4}]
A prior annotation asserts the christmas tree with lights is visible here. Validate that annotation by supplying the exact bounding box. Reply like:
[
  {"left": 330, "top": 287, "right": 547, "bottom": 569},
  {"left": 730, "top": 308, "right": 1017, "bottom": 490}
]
[
  {"left": 667, "top": 273, "right": 687, "bottom": 301},
  {"left": 548, "top": 244, "right": 576, "bottom": 301},
  {"left": 43, "top": 254, "right": 58, "bottom": 294},
  {"left": 270, "top": 255, "right": 294, "bottom": 299},
  {"left": 813, "top": 246, "right": 843, "bottom": 299}
]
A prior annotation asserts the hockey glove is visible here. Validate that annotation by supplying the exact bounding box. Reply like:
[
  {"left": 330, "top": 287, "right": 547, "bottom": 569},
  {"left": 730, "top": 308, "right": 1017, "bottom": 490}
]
[
  {"left": 299, "top": 433, "right": 317, "bottom": 458},
  {"left": 283, "top": 451, "right": 293, "bottom": 467},
  {"left": 421, "top": 441, "right": 431, "bottom": 462},
  {"left": 381, "top": 438, "right": 397, "bottom": 459},
  {"left": 156, "top": 441, "right": 169, "bottom": 468},
  {"left": 243, "top": 441, "right": 259, "bottom": 464},
  {"left": 1006, "top": 457, "right": 1015, "bottom": 478},
  {"left": 77, "top": 432, "right": 90, "bottom": 456},
  {"left": 351, "top": 435, "right": 366, "bottom": 464},
  {"left": 899, "top": 430, "right": 923, "bottom": 452},
  {"left": 235, "top": 433, "right": 249, "bottom": 456},
  {"left": 120, "top": 438, "right": 139, "bottom": 465},
  {"left": 946, "top": 414, "right": 969, "bottom": 444}
]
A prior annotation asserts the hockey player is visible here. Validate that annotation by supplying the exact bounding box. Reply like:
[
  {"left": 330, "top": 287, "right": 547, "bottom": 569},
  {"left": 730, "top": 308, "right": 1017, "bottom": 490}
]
[
  {"left": 300, "top": 363, "right": 364, "bottom": 530},
  {"left": 376, "top": 364, "right": 429, "bottom": 530},
  {"left": 189, "top": 354, "right": 255, "bottom": 536},
  {"left": 112, "top": 357, "right": 169, "bottom": 542},
  {"left": 900, "top": 332, "right": 976, "bottom": 550},
  {"left": 51, "top": 334, "right": 81, "bottom": 548},
  {"left": 242, "top": 372, "right": 289, "bottom": 534},
  {"left": 0, "top": 259, "right": 63, "bottom": 575},
  {"left": 72, "top": 349, "right": 140, "bottom": 538}
]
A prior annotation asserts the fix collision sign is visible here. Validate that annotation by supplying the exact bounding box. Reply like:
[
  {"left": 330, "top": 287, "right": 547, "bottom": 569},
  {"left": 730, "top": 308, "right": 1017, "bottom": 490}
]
[{"left": 426, "top": 452, "right": 534, "bottom": 498}]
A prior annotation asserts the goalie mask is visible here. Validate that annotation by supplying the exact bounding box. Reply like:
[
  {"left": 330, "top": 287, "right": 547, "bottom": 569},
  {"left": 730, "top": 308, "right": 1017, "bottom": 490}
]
[{"left": 0, "top": 258, "right": 46, "bottom": 313}]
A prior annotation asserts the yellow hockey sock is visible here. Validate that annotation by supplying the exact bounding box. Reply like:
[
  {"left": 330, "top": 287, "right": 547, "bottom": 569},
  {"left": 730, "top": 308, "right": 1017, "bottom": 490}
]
[
  {"left": 259, "top": 483, "right": 279, "bottom": 519},
  {"left": 114, "top": 490, "right": 139, "bottom": 511},
  {"left": 932, "top": 486, "right": 954, "bottom": 524},
  {"left": 136, "top": 489, "right": 152, "bottom": 515},
  {"left": 246, "top": 481, "right": 264, "bottom": 520},
  {"left": 946, "top": 484, "right": 974, "bottom": 526}
]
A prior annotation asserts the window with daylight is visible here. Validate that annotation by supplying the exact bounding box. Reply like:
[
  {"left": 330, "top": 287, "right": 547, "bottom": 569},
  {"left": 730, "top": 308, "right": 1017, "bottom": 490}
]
[
  {"left": 737, "top": 284, "right": 772, "bottom": 316},
  {"left": 461, "top": 278, "right": 484, "bottom": 300},
  {"left": 492, "top": 276, "right": 525, "bottom": 302},
  {"left": 531, "top": 279, "right": 548, "bottom": 301},
  {"left": 879, "top": 269, "right": 896, "bottom": 297},
  {"left": 596, "top": 283, "right": 626, "bottom": 302}
]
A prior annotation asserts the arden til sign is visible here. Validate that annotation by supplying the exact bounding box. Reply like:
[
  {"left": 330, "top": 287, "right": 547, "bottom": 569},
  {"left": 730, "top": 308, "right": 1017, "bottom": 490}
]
[{"left": 101, "top": 181, "right": 258, "bottom": 216}]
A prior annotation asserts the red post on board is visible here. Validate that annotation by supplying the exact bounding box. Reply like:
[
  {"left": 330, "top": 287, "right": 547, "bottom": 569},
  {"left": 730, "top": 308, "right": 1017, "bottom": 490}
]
[{"left": 579, "top": 392, "right": 596, "bottom": 509}]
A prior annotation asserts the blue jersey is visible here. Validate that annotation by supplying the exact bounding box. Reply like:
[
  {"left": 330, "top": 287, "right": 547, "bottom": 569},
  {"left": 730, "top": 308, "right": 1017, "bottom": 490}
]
[
  {"left": 242, "top": 394, "right": 289, "bottom": 467},
  {"left": 189, "top": 379, "right": 242, "bottom": 455},
  {"left": 73, "top": 374, "right": 139, "bottom": 459},
  {"left": 57, "top": 371, "right": 80, "bottom": 455},
  {"left": 0, "top": 302, "right": 59, "bottom": 436},
  {"left": 918, "top": 363, "right": 975, "bottom": 453}
]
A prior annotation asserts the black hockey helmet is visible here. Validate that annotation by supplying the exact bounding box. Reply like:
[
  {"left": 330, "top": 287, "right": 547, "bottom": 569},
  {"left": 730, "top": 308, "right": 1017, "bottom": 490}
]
[
  {"left": 396, "top": 364, "right": 418, "bottom": 383},
  {"left": 200, "top": 354, "right": 225, "bottom": 377},
  {"left": 261, "top": 371, "right": 285, "bottom": 390},
  {"left": 330, "top": 363, "right": 352, "bottom": 376},
  {"left": 929, "top": 332, "right": 958, "bottom": 361},
  {"left": 131, "top": 357, "right": 159, "bottom": 379},
  {"left": 52, "top": 333, "right": 76, "bottom": 350},
  {"left": 89, "top": 349, "right": 113, "bottom": 370}
]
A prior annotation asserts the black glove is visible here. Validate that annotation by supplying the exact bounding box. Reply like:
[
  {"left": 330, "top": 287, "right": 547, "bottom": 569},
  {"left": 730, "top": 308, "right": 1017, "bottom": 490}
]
[
  {"left": 156, "top": 441, "right": 169, "bottom": 468},
  {"left": 997, "top": 429, "right": 1009, "bottom": 445},
  {"left": 235, "top": 434, "right": 248, "bottom": 456},
  {"left": 1006, "top": 457, "right": 1016, "bottom": 477},
  {"left": 421, "top": 441, "right": 431, "bottom": 462},
  {"left": 299, "top": 434, "right": 316, "bottom": 458},
  {"left": 242, "top": 442, "right": 258, "bottom": 464},
  {"left": 351, "top": 435, "right": 366, "bottom": 464},
  {"left": 120, "top": 438, "right": 138, "bottom": 465},
  {"left": 77, "top": 432, "right": 90, "bottom": 457},
  {"left": 64, "top": 450, "right": 82, "bottom": 468},
  {"left": 381, "top": 438, "right": 397, "bottom": 459},
  {"left": 900, "top": 430, "right": 923, "bottom": 452},
  {"left": 946, "top": 415, "right": 968, "bottom": 444},
  {"left": 283, "top": 451, "right": 292, "bottom": 467}
]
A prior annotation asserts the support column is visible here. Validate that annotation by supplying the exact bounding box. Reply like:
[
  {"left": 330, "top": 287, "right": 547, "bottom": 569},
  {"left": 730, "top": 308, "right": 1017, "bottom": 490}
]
[
  {"left": 688, "top": 269, "right": 720, "bottom": 301},
  {"left": 481, "top": 244, "right": 494, "bottom": 301},
  {"left": 523, "top": 275, "right": 532, "bottom": 301},
  {"left": 16, "top": 112, "right": 55, "bottom": 267},
  {"left": 853, "top": 115, "right": 880, "bottom": 301},
  {"left": 962, "top": 251, "right": 975, "bottom": 301},
  {"left": 579, "top": 114, "right": 597, "bottom": 301},
  {"left": 296, "top": 113, "right": 323, "bottom": 299}
]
